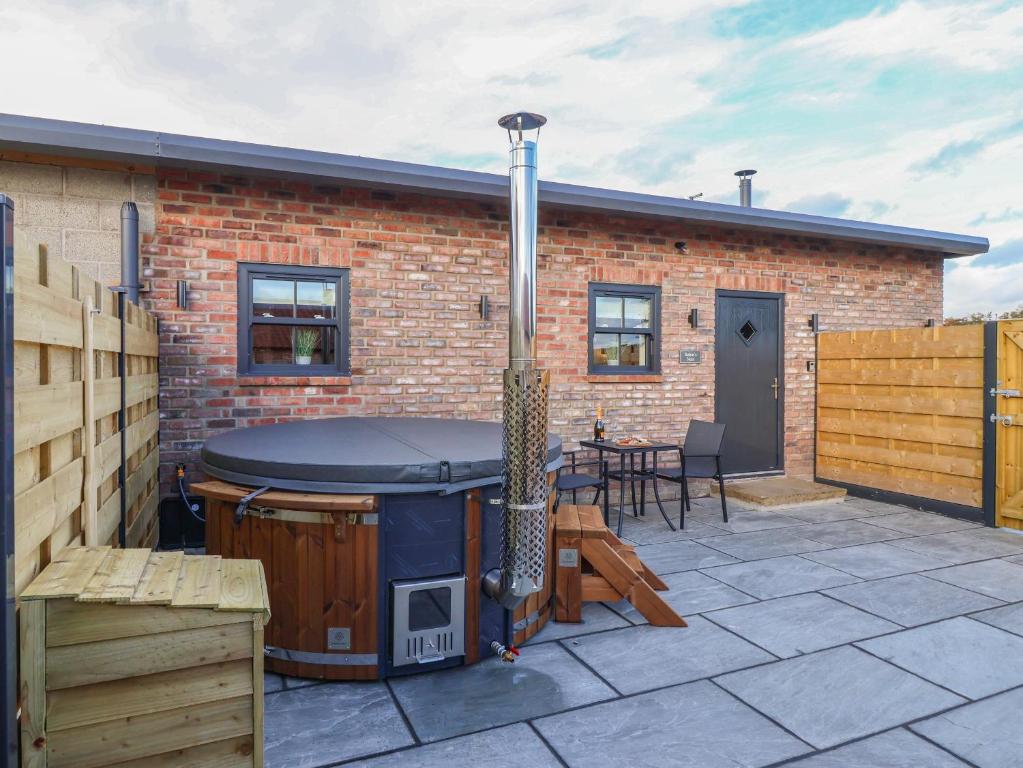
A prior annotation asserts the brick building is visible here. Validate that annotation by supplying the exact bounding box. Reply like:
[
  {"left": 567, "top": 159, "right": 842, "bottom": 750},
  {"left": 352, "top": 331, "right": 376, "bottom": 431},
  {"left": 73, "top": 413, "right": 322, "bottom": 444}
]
[{"left": 0, "top": 114, "right": 987, "bottom": 494}]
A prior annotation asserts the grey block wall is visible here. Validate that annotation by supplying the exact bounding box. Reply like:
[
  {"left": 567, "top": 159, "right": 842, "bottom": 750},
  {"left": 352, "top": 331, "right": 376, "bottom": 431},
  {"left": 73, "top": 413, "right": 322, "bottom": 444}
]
[{"left": 0, "top": 160, "right": 155, "bottom": 284}]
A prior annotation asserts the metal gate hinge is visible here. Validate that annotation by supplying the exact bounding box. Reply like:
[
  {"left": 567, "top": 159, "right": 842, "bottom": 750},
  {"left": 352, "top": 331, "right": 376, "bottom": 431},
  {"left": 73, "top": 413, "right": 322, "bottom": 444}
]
[{"left": 990, "top": 388, "right": 1021, "bottom": 398}]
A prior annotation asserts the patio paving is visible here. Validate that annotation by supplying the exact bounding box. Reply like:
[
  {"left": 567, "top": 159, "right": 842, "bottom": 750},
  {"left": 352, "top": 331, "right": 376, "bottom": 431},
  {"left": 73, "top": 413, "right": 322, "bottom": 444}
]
[{"left": 262, "top": 497, "right": 1023, "bottom": 766}]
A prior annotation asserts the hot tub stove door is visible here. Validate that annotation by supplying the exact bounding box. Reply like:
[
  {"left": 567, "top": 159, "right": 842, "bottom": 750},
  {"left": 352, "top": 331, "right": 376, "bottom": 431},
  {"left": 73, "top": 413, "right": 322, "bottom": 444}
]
[{"left": 392, "top": 576, "right": 466, "bottom": 667}]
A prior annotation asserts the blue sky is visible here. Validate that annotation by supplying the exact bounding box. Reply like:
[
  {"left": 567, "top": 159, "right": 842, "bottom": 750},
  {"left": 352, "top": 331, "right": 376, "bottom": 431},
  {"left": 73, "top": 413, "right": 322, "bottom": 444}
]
[{"left": 2, "top": 0, "right": 1020, "bottom": 315}]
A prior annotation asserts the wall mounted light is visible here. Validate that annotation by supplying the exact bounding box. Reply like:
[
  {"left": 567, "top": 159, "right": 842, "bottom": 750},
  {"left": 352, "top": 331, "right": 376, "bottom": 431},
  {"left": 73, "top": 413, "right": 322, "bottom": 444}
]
[
  {"left": 688, "top": 308, "right": 699, "bottom": 328},
  {"left": 176, "top": 280, "right": 189, "bottom": 310},
  {"left": 674, "top": 241, "right": 687, "bottom": 254},
  {"left": 479, "top": 294, "right": 489, "bottom": 320},
  {"left": 809, "top": 313, "right": 820, "bottom": 333},
  {"left": 925, "top": 318, "right": 936, "bottom": 327}
]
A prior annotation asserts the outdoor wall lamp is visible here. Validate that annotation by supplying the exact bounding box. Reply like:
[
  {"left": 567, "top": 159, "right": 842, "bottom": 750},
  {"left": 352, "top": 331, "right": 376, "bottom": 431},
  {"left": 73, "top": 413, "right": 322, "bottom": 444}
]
[
  {"left": 689, "top": 308, "right": 699, "bottom": 328},
  {"left": 674, "top": 241, "right": 687, "bottom": 253},
  {"left": 926, "top": 318, "right": 937, "bottom": 327},
  {"left": 809, "top": 313, "right": 820, "bottom": 333},
  {"left": 176, "top": 280, "right": 189, "bottom": 310},
  {"left": 479, "top": 294, "right": 489, "bottom": 320}
]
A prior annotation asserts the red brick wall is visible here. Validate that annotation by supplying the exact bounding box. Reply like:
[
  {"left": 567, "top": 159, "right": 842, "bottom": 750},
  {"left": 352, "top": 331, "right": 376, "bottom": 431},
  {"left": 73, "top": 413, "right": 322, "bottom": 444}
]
[{"left": 144, "top": 169, "right": 943, "bottom": 492}]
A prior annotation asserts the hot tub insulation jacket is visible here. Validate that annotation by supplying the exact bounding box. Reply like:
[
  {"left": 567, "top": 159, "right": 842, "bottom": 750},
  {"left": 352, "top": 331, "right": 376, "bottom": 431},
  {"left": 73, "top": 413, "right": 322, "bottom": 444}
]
[{"left": 201, "top": 416, "right": 562, "bottom": 494}]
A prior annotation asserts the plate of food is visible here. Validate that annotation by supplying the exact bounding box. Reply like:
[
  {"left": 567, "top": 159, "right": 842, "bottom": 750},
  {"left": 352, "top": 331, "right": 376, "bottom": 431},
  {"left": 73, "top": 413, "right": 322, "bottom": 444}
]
[{"left": 615, "top": 436, "right": 652, "bottom": 447}]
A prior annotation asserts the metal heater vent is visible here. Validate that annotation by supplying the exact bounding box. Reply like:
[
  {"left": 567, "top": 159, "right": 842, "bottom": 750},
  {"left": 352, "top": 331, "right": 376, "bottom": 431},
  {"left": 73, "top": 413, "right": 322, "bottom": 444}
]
[{"left": 391, "top": 576, "right": 466, "bottom": 667}]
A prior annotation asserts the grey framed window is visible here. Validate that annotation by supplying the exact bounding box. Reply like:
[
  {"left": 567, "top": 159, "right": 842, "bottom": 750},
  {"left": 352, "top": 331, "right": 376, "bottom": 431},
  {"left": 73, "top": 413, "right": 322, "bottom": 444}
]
[
  {"left": 588, "top": 282, "right": 661, "bottom": 374},
  {"left": 237, "top": 263, "right": 350, "bottom": 376}
]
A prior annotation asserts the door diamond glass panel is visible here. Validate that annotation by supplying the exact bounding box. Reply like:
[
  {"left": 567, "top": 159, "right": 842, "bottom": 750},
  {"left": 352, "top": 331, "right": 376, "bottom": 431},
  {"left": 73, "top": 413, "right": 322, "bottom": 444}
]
[{"left": 738, "top": 320, "right": 758, "bottom": 345}]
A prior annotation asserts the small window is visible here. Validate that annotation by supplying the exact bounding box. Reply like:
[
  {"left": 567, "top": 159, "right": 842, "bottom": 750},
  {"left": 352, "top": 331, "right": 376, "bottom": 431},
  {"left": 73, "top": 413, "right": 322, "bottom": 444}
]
[
  {"left": 588, "top": 283, "right": 660, "bottom": 374},
  {"left": 238, "top": 263, "right": 350, "bottom": 376}
]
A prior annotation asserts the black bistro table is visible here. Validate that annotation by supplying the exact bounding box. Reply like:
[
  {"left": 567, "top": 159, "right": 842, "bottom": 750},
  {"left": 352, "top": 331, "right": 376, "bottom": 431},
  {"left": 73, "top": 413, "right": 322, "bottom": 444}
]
[{"left": 579, "top": 439, "right": 677, "bottom": 536}]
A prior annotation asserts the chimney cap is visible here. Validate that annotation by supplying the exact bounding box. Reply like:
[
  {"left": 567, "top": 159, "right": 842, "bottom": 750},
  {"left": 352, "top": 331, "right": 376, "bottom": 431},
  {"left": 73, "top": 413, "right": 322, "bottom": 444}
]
[
  {"left": 498, "top": 112, "right": 547, "bottom": 131},
  {"left": 734, "top": 169, "right": 757, "bottom": 178}
]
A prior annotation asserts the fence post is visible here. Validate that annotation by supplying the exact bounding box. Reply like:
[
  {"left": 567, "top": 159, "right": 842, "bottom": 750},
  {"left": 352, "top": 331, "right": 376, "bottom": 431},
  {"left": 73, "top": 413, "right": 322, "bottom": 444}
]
[
  {"left": 982, "top": 320, "right": 998, "bottom": 527},
  {"left": 82, "top": 294, "right": 98, "bottom": 545},
  {"left": 1, "top": 194, "right": 18, "bottom": 765},
  {"left": 117, "top": 290, "right": 127, "bottom": 547}
]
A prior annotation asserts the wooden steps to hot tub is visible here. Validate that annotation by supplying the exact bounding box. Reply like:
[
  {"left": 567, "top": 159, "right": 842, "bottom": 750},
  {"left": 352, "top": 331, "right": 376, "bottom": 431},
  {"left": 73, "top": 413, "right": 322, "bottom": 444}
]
[{"left": 554, "top": 505, "right": 685, "bottom": 628}]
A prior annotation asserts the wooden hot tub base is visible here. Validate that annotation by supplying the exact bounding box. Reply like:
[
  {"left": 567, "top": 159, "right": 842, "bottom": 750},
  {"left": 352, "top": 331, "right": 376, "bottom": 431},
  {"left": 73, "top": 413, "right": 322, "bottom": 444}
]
[{"left": 194, "top": 479, "right": 555, "bottom": 681}]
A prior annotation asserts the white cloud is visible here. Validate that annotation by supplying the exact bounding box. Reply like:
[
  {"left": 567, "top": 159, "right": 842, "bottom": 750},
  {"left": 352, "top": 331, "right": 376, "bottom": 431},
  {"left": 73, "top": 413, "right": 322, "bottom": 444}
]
[
  {"left": 945, "top": 261, "right": 1023, "bottom": 317},
  {"left": 0, "top": 0, "right": 1019, "bottom": 318},
  {"left": 790, "top": 0, "right": 1023, "bottom": 72}
]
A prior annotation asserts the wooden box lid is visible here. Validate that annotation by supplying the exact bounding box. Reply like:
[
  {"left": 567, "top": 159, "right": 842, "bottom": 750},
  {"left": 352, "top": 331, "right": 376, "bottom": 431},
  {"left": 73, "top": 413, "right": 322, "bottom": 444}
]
[{"left": 21, "top": 547, "right": 270, "bottom": 624}]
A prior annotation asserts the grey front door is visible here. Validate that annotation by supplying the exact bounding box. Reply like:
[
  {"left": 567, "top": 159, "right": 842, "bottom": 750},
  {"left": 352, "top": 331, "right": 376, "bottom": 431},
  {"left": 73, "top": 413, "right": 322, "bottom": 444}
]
[{"left": 715, "top": 291, "right": 784, "bottom": 474}]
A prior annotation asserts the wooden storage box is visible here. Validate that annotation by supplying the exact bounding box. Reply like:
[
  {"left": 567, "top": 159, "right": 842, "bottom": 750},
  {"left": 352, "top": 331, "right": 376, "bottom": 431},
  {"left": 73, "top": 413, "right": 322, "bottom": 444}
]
[{"left": 19, "top": 547, "right": 270, "bottom": 767}]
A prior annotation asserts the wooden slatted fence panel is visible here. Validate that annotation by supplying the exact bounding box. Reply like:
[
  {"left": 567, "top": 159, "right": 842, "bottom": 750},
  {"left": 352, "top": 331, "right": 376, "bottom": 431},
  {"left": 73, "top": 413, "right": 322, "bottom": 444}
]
[
  {"left": 816, "top": 324, "right": 985, "bottom": 510},
  {"left": 12, "top": 235, "right": 160, "bottom": 594}
]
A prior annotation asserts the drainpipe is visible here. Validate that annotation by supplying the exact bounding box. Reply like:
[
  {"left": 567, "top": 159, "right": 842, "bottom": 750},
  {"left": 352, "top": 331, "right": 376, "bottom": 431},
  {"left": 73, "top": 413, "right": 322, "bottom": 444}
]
[
  {"left": 735, "top": 169, "right": 756, "bottom": 208},
  {"left": 120, "top": 202, "right": 140, "bottom": 303},
  {"left": 483, "top": 112, "right": 550, "bottom": 610}
]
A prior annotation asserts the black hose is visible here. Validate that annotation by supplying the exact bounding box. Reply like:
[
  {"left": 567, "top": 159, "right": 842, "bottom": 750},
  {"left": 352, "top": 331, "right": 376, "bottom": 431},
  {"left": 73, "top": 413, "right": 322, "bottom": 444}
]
[{"left": 178, "top": 476, "right": 205, "bottom": 523}]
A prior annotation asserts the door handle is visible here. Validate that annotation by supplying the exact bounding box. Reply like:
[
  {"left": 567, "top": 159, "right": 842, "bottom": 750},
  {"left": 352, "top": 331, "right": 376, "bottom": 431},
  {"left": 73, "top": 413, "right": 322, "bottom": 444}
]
[
  {"left": 991, "top": 413, "right": 1016, "bottom": 426},
  {"left": 771, "top": 377, "right": 779, "bottom": 400}
]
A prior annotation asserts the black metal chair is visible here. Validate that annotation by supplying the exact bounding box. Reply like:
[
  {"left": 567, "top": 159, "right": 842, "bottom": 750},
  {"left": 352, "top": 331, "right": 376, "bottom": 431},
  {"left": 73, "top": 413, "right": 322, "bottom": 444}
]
[
  {"left": 654, "top": 421, "right": 728, "bottom": 529},
  {"left": 555, "top": 450, "right": 604, "bottom": 512}
]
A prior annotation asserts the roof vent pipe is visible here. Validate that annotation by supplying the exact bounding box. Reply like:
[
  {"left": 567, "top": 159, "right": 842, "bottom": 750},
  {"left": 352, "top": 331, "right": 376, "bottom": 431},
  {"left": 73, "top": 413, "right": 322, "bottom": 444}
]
[
  {"left": 119, "top": 202, "right": 141, "bottom": 303},
  {"left": 735, "top": 169, "right": 756, "bottom": 208},
  {"left": 483, "top": 112, "right": 550, "bottom": 611}
]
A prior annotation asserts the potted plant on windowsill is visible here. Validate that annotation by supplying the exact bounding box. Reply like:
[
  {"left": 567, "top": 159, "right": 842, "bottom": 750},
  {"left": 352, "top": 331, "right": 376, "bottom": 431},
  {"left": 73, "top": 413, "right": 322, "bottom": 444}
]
[{"left": 294, "top": 328, "right": 318, "bottom": 365}]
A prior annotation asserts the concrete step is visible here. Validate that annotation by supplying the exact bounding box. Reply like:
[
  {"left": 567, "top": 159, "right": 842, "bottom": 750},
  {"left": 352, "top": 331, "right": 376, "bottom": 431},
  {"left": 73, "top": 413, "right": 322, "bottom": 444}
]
[{"left": 712, "top": 476, "right": 845, "bottom": 507}]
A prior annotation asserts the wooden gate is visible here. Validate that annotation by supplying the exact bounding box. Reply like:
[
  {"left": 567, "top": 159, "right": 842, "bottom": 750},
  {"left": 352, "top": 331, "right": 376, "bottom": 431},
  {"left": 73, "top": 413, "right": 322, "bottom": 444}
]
[
  {"left": 816, "top": 325, "right": 985, "bottom": 518},
  {"left": 994, "top": 320, "right": 1023, "bottom": 529}
]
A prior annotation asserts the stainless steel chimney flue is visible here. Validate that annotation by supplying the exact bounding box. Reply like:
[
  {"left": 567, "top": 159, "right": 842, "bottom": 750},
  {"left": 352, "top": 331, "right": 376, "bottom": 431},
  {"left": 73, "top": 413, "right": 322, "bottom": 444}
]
[
  {"left": 735, "top": 169, "right": 756, "bottom": 208},
  {"left": 483, "top": 112, "right": 550, "bottom": 610},
  {"left": 119, "top": 202, "right": 141, "bottom": 303}
]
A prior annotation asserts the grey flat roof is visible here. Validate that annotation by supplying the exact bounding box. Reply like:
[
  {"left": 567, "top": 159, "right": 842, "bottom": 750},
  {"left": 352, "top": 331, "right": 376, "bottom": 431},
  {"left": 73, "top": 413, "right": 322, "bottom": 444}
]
[{"left": 0, "top": 112, "right": 987, "bottom": 256}]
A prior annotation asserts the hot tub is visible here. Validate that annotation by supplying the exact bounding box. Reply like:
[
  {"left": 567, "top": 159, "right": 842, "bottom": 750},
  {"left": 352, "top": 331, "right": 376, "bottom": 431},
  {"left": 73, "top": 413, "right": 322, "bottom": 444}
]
[{"left": 194, "top": 416, "right": 562, "bottom": 680}]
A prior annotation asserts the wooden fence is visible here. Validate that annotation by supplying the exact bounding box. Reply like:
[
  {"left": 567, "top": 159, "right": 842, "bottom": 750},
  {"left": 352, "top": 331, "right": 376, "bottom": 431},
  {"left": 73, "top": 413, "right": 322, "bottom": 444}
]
[
  {"left": 12, "top": 235, "right": 159, "bottom": 595},
  {"left": 816, "top": 324, "right": 985, "bottom": 515},
  {"left": 994, "top": 320, "right": 1023, "bottom": 529}
]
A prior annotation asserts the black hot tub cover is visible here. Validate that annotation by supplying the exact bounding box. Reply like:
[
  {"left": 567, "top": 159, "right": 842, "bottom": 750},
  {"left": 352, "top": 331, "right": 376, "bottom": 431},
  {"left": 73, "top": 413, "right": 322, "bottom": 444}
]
[{"left": 201, "top": 416, "right": 563, "bottom": 494}]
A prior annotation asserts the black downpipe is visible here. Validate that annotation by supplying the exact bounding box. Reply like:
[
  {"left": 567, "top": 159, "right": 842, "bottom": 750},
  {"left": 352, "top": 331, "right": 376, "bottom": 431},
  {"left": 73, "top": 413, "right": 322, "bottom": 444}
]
[
  {"left": 1, "top": 195, "right": 19, "bottom": 766},
  {"left": 117, "top": 290, "right": 128, "bottom": 546},
  {"left": 120, "top": 203, "right": 140, "bottom": 304}
]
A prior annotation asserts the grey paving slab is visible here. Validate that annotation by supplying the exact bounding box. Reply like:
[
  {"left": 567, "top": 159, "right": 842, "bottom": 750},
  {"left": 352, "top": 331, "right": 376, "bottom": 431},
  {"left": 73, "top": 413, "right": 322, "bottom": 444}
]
[
  {"left": 389, "top": 641, "right": 615, "bottom": 742},
  {"left": 825, "top": 574, "right": 1002, "bottom": 626},
  {"left": 534, "top": 679, "right": 810, "bottom": 768},
  {"left": 696, "top": 528, "right": 833, "bottom": 560},
  {"left": 857, "top": 617, "right": 1023, "bottom": 699},
  {"left": 802, "top": 541, "right": 954, "bottom": 580},
  {"left": 706, "top": 593, "right": 899, "bottom": 658},
  {"left": 526, "top": 602, "right": 629, "bottom": 644},
  {"left": 889, "top": 528, "right": 1023, "bottom": 564},
  {"left": 866, "top": 510, "right": 981, "bottom": 535},
  {"left": 843, "top": 497, "right": 912, "bottom": 515},
  {"left": 800, "top": 519, "right": 908, "bottom": 547},
  {"left": 783, "top": 502, "right": 889, "bottom": 523},
  {"left": 971, "top": 601, "right": 1023, "bottom": 637},
  {"left": 609, "top": 569, "right": 756, "bottom": 625},
  {"left": 263, "top": 672, "right": 285, "bottom": 694},
  {"left": 715, "top": 645, "right": 965, "bottom": 749},
  {"left": 701, "top": 555, "right": 860, "bottom": 600},
  {"left": 563, "top": 616, "right": 774, "bottom": 695},
  {"left": 1005, "top": 553, "right": 1023, "bottom": 565},
  {"left": 699, "top": 509, "right": 809, "bottom": 534},
  {"left": 264, "top": 681, "right": 413, "bottom": 768},
  {"left": 630, "top": 539, "right": 741, "bottom": 574},
  {"left": 925, "top": 558, "right": 1023, "bottom": 602},
  {"left": 784, "top": 728, "right": 969, "bottom": 767},
  {"left": 346, "top": 723, "right": 562, "bottom": 768},
  {"left": 912, "top": 687, "right": 1023, "bottom": 768},
  {"left": 618, "top": 513, "right": 722, "bottom": 544}
]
